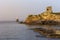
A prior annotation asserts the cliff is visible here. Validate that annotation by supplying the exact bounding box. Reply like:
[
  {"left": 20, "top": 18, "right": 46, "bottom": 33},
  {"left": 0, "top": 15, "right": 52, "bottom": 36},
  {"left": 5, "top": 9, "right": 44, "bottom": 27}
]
[{"left": 24, "top": 6, "right": 60, "bottom": 24}]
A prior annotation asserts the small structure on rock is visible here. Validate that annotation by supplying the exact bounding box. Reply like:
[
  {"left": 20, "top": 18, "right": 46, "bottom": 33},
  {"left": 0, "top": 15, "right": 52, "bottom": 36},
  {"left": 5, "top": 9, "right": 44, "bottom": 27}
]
[{"left": 16, "top": 17, "right": 19, "bottom": 22}]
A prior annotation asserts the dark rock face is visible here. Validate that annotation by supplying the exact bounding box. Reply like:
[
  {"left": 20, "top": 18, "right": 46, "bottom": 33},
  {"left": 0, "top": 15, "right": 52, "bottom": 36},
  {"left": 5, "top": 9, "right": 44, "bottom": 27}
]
[
  {"left": 40, "top": 20, "right": 59, "bottom": 25},
  {"left": 19, "top": 21, "right": 26, "bottom": 24},
  {"left": 19, "top": 20, "right": 60, "bottom": 25}
]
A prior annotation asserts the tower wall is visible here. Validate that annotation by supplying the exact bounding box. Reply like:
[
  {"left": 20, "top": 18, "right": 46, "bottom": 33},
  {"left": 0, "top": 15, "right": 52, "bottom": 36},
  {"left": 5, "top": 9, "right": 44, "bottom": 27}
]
[{"left": 46, "top": 6, "right": 52, "bottom": 13}]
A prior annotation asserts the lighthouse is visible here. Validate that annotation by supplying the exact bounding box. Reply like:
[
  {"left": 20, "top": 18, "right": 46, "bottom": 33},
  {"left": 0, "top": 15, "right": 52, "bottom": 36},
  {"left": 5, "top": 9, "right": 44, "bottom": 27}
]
[{"left": 16, "top": 17, "right": 19, "bottom": 22}]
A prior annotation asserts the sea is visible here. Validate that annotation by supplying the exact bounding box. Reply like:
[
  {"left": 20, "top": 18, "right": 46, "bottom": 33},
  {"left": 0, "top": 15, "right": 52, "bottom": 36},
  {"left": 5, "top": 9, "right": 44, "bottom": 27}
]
[{"left": 0, "top": 21, "right": 60, "bottom": 40}]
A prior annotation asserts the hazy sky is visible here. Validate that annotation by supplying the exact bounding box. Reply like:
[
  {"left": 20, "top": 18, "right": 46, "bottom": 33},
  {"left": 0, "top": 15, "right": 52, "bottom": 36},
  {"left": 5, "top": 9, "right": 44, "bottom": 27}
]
[{"left": 0, "top": 0, "right": 60, "bottom": 21}]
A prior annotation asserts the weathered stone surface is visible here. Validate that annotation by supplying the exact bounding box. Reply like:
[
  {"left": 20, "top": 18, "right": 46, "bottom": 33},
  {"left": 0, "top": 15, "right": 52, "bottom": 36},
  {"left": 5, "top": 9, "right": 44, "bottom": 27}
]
[{"left": 24, "top": 6, "right": 60, "bottom": 25}]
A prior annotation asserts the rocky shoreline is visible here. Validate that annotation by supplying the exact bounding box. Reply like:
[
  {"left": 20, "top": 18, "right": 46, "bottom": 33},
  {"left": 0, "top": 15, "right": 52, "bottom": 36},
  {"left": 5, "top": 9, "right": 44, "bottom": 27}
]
[{"left": 19, "top": 20, "right": 60, "bottom": 25}]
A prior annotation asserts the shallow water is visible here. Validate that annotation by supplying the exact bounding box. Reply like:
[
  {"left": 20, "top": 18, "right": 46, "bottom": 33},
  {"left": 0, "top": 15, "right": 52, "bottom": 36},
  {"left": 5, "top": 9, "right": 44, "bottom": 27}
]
[{"left": 0, "top": 21, "right": 60, "bottom": 40}]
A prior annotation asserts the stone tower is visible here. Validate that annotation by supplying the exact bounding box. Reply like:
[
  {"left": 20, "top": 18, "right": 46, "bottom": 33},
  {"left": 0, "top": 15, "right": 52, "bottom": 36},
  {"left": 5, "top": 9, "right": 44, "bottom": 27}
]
[
  {"left": 16, "top": 17, "right": 19, "bottom": 22},
  {"left": 46, "top": 6, "right": 52, "bottom": 13}
]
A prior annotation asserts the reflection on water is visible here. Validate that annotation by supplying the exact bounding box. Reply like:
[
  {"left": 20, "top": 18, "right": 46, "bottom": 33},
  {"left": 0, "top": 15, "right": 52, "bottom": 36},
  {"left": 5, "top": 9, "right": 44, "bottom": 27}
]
[
  {"left": 27, "top": 24, "right": 60, "bottom": 40},
  {"left": 0, "top": 21, "right": 60, "bottom": 40}
]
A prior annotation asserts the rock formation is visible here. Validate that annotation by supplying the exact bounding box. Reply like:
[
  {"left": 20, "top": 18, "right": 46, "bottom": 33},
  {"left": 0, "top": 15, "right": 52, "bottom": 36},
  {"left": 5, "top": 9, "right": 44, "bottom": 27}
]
[{"left": 25, "top": 6, "right": 60, "bottom": 24}]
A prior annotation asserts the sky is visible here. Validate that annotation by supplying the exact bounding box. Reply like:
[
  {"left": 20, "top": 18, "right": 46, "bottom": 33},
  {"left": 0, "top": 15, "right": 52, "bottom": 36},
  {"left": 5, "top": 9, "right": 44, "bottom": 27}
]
[{"left": 0, "top": 0, "right": 60, "bottom": 21}]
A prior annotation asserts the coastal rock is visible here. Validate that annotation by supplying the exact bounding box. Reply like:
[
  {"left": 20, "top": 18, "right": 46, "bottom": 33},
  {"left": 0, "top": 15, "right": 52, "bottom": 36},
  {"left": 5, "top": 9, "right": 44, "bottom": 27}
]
[{"left": 24, "top": 6, "right": 60, "bottom": 25}]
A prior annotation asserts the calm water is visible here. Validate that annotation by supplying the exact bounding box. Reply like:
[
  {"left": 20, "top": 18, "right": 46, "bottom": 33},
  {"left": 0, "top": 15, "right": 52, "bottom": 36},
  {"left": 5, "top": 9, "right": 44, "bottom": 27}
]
[{"left": 0, "top": 21, "right": 60, "bottom": 40}]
